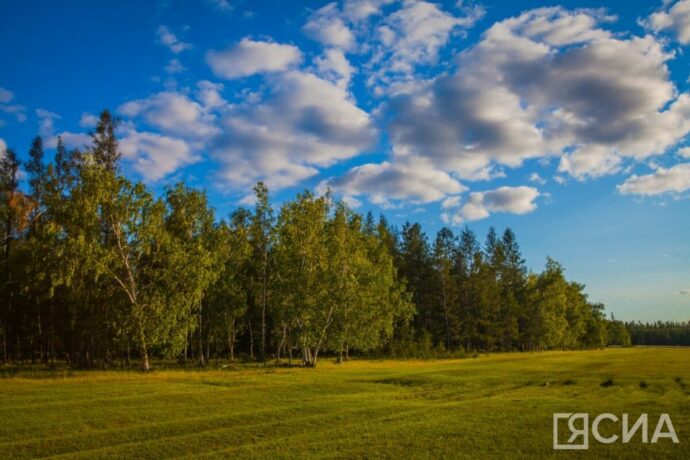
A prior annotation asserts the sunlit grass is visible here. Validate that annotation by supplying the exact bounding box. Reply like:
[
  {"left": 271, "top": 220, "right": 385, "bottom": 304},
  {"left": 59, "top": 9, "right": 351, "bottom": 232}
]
[{"left": 1, "top": 348, "right": 688, "bottom": 458}]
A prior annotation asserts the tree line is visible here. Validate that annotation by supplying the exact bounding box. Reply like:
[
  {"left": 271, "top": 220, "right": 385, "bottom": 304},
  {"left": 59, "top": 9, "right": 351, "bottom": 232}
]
[
  {"left": 0, "top": 110, "right": 641, "bottom": 370},
  {"left": 625, "top": 321, "right": 690, "bottom": 347}
]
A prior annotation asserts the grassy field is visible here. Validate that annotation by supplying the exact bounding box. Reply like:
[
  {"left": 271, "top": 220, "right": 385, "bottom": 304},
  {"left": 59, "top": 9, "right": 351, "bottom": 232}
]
[{"left": 0, "top": 348, "right": 688, "bottom": 459}]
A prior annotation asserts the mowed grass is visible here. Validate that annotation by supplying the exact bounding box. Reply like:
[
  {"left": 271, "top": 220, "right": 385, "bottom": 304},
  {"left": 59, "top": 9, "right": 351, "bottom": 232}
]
[{"left": 1, "top": 348, "right": 689, "bottom": 459}]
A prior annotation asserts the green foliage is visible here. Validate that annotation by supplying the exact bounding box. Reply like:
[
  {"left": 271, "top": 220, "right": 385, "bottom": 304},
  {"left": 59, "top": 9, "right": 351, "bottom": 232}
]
[
  {"left": 626, "top": 320, "right": 690, "bottom": 346},
  {"left": 607, "top": 317, "right": 632, "bottom": 347},
  {"left": 1, "top": 110, "right": 657, "bottom": 368}
]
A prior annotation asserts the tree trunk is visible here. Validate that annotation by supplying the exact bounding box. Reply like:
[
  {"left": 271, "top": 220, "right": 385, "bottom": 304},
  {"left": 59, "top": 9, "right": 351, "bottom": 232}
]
[
  {"left": 227, "top": 318, "right": 235, "bottom": 361},
  {"left": 2, "top": 327, "right": 6, "bottom": 364},
  {"left": 183, "top": 330, "right": 188, "bottom": 362},
  {"left": 248, "top": 319, "right": 254, "bottom": 360},
  {"left": 441, "top": 279, "right": 450, "bottom": 350},
  {"left": 138, "top": 327, "right": 150, "bottom": 372},
  {"left": 198, "top": 304, "right": 206, "bottom": 366},
  {"left": 141, "top": 347, "right": 150, "bottom": 372},
  {"left": 302, "top": 345, "right": 312, "bottom": 366},
  {"left": 276, "top": 324, "right": 287, "bottom": 363},
  {"left": 260, "top": 249, "right": 268, "bottom": 361}
]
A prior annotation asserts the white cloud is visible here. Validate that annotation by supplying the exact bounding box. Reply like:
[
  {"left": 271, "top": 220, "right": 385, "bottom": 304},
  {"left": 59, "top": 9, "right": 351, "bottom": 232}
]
[
  {"left": 119, "top": 130, "right": 198, "bottom": 181},
  {"left": 237, "top": 194, "right": 256, "bottom": 206},
  {"left": 59, "top": 132, "right": 92, "bottom": 150},
  {"left": 0, "top": 88, "right": 27, "bottom": 122},
  {"left": 528, "top": 172, "right": 546, "bottom": 184},
  {"left": 36, "top": 108, "right": 91, "bottom": 149},
  {"left": 679, "top": 288, "right": 690, "bottom": 295},
  {"left": 342, "top": 195, "right": 363, "bottom": 208},
  {"left": 165, "top": 58, "right": 186, "bottom": 74},
  {"left": 380, "top": 7, "right": 690, "bottom": 181},
  {"left": 315, "top": 48, "right": 355, "bottom": 88},
  {"left": 303, "top": 3, "right": 356, "bottom": 49},
  {"left": 206, "top": 38, "right": 302, "bottom": 79},
  {"left": 79, "top": 112, "right": 98, "bottom": 128},
  {"left": 195, "top": 80, "right": 227, "bottom": 110},
  {"left": 449, "top": 186, "right": 540, "bottom": 223},
  {"left": 0, "top": 105, "right": 27, "bottom": 122},
  {"left": 342, "top": 0, "right": 393, "bottom": 22},
  {"left": 119, "top": 91, "right": 218, "bottom": 139},
  {"left": 558, "top": 145, "right": 623, "bottom": 180},
  {"left": 369, "top": 0, "right": 483, "bottom": 85},
  {"left": 157, "top": 25, "right": 192, "bottom": 53},
  {"left": 212, "top": 70, "right": 376, "bottom": 189},
  {"left": 645, "top": 0, "right": 690, "bottom": 44},
  {"left": 618, "top": 163, "right": 690, "bottom": 195},
  {"left": 0, "top": 138, "right": 6, "bottom": 152},
  {"left": 442, "top": 195, "right": 462, "bottom": 209},
  {"left": 36, "top": 109, "right": 60, "bottom": 139},
  {"left": 320, "top": 156, "right": 465, "bottom": 205},
  {"left": 678, "top": 146, "right": 690, "bottom": 158},
  {"left": 501, "top": 6, "right": 612, "bottom": 46}
]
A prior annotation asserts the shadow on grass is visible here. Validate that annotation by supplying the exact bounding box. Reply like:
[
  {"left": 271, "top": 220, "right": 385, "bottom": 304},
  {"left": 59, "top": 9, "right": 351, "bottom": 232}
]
[{"left": 600, "top": 378, "right": 615, "bottom": 388}]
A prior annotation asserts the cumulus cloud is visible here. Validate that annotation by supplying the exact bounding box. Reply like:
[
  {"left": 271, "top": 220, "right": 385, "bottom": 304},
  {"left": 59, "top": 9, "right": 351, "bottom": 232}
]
[
  {"left": 299, "top": 1, "right": 481, "bottom": 95},
  {"left": 119, "top": 130, "right": 199, "bottom": 181},
  {"left": 157, "top": 25, "right": 192, "bottom": 53},
  {"left": 617, "top": 163, "right": 690, "bottom": 195},
  {"left": 206, "top": 38, "right": 302, "bottom": 79},
  {"left": 64, "top": 4, "right": 690, "bottom": 220},
  {"left": 447, "top": 186, "right": 540, "bottom": 223},
  {"left": 320, "top": 156, "right": 466, "bottom": 206},
  {"left": 645, "top": 0, "right": 690, "bottom": 44},
  {"left": 378, "top": 7, "right": 690, "bottom": 182},
  {"left": 331, "top": 7, "right": 681, "bottom": 208},
  {"left": 195, "top": 80, "right": 227, "bottom": 110},
  {"left": 114, "top": 87, "right": 228, "bottom": 180},
  {"left": 315, "top": 48, "right": 355, "bottom": 88},
  {"left": 558, "top": 145, "right": 623, "bottom": 180},
  {"left": 441, "top": 195, "right": 462, "bottom": 209},
  {"left": 58, "top": 132, "right": 92, "bottom": 150},
  {"left": 119, "top": 91, "right": 218, "bottom": 139},
  {"left": 369, "top": 0, "right": 483, "bottom": 86},
  {"left": 211, "top": 70, "right": 377, "bottom": 189},
  {"left": 303, "top": 3, "right": 356, "bottom": 49},
  {"left": 342, "top": 0, "right": 393, "bottom": 22}
]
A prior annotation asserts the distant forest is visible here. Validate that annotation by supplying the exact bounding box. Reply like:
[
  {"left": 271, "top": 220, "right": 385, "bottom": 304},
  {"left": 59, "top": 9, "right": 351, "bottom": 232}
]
[{"left": 1, "top": 111, "right": 687, "bottom": 370}]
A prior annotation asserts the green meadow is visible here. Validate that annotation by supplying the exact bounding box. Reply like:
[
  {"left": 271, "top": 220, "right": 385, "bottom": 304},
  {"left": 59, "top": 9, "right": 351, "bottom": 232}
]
[{"left": 1, "top": 348, "right": 688, "bottom": 459}]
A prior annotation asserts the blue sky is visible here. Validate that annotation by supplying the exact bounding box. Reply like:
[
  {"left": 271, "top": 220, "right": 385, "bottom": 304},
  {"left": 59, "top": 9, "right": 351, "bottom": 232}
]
[{"left": 1, "top": 0, "right": 690, "bottom": 321}]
